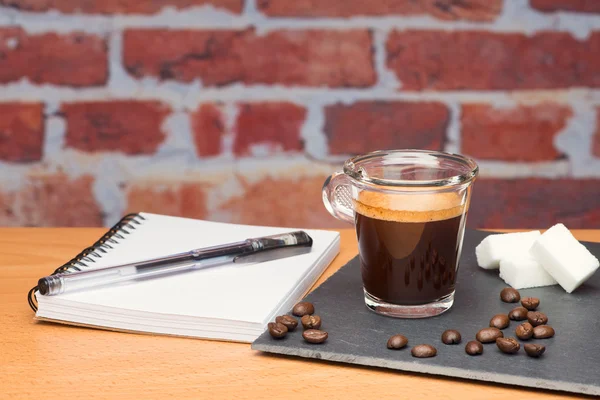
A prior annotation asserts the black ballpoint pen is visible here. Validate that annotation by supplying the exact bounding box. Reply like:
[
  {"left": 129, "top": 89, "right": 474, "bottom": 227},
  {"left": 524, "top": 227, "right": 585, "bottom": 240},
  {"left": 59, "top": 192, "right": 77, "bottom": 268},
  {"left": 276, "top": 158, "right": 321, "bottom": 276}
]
[{"left": 37, "top": 231, "right": 313, "bottom": 296}]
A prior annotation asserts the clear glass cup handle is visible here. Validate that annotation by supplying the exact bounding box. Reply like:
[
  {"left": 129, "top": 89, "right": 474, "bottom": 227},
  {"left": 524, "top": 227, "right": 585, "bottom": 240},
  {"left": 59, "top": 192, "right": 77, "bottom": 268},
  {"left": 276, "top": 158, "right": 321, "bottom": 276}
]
[{"left": 322, "top": 172, "right": 354, "bottom": 224}]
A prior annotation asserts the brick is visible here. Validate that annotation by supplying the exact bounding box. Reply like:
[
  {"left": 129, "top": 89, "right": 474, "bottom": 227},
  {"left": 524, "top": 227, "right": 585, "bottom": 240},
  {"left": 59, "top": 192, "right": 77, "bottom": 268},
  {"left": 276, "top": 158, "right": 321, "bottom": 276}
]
[
  {"left": 594, "top": 108, "right": 600, "bottom": 158},
  {"left": 258, "top": 0, "right": 502, "bottom": 21},
  {"left": 0, "top": 27, "right": 107, "bottom": 87},
  {"left": 218, "top": 175, "right": 347, "bottom": 228},
  {"left": 530, "top": 0, "right": 600, "bottom": 13},
  {"left": 0, "top": 173, "right": 103, "bottom": 227},
  {"left": 467, "top": 179, "right": 600, "bottom": 229},
  {"left": 125, "top": 182, "right": 208, "bottom": 219},
  {"left": 0, "top": 102, "right": 44, "bottom": 162},
  {"left": 62, "top": 101, "right": 170, "bottom": 155},
  {"left": 324, "top": 101, "right": 448, "bottom": 155},
  {"left": 234, "top": 102, "right": 306, "bottom": 156},
  {"left": 386, "top": 30, "right": 600, "bottom": 91},
  {"left": 461, "top": 103, "right": 572, "bottom": 161},
  {"left": 191, "top": 104, "right": 225, "bottom": 157},
  {"left": 123, "top": 28, "right": 375, "bottom": 87},
  {"left": 0, "top": 0, "right": 243, "bottom": 14}
]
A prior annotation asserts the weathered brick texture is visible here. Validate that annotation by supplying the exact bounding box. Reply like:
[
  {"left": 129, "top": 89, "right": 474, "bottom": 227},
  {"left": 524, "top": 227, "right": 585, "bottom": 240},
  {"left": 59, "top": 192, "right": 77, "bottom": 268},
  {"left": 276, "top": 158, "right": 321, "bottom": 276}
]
[
  {"left": 0, "top": 28, "right": 107, "bottom": 86},
  {"left": 0, "top": 102, "right": 44, "bottom": 163},
  {"left": 386, "top": 30, "right": 600, "bottom": 90},
  {"left": 594, "top": 108, "right": 600, "bottom": 158},
  {"left": 0, "top": 0, "right": 243, "bottom": 14},
  {"left": 258, "top": 0, "right": 503, "bottom": 21},
  {"left": 126, "top": 182, "right": 208, "bottom": 219},
  {"left": 461, "top": 103, "right": 572, "bottom": 161},
  {"left": 0, "top": 173, "right": 103, "bottom": 226},
  {"left": 123, "top": 29, "right": 376, "bottom": 87},
  {"left": 530, "top": 0, "right": 600, "bottom": 13},
  {"left": 468, "top": 179, "right": 600, "bottom": 228},
  {"left": 192, "top": 104, "right": 225, "bottom": 157},
  {"left": 218, "top": 175, "right": 347, "bottom": 229},
  {"left": 62, "top": 101, "right": 170, "bottom": 155},
  {"left": 324, "top": 101, "right": 449, "bottom": 154},
  {"left": 234, "top": 102, "right": 306, "bottom": 156}
]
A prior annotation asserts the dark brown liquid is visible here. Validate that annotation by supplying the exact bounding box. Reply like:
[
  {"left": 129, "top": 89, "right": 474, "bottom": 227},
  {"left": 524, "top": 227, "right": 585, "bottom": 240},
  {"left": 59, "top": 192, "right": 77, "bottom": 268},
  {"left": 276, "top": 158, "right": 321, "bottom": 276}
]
[{"left": 356, "top": 212, "right": 466, "bottom": 305}]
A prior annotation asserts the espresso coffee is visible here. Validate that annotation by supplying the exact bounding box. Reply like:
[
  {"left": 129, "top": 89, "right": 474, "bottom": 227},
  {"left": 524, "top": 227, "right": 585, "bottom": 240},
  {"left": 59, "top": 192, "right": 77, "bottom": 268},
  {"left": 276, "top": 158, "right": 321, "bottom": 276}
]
[{"left": 355, "top": 195, "right": 466, "bottom": 306}]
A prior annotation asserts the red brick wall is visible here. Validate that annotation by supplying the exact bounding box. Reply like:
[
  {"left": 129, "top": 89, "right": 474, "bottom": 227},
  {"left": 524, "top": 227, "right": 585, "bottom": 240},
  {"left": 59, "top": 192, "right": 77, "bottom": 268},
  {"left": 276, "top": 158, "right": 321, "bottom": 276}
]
[{"left": 1, "top": 0, "right": 599, "bottom": 229}]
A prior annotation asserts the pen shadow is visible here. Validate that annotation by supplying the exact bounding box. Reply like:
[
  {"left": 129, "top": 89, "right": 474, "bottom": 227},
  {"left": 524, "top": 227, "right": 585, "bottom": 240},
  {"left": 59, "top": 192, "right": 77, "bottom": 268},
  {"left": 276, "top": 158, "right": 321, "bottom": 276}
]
[{"left": 252, "top": 351, "right": 595, "bottom": 399}]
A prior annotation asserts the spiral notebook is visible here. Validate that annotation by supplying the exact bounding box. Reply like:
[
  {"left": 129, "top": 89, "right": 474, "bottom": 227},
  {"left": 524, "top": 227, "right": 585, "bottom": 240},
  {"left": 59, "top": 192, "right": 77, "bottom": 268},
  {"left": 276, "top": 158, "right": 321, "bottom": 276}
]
[{"left": 30, "top": 212, "right": 340, "bottom": 342}]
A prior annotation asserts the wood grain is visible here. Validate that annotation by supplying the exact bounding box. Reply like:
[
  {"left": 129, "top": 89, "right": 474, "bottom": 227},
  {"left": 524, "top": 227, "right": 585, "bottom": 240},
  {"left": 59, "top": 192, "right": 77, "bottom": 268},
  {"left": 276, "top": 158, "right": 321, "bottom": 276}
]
[{"left": 0, "top": 228, "right": 597, "bottom": 399}]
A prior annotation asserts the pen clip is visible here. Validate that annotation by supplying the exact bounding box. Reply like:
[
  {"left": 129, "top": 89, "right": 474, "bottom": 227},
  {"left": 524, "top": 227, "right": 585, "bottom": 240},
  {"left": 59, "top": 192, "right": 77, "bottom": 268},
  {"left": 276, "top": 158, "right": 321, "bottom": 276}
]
[{"left": 233, "top": 231, "right": 313, "bottom": 264}]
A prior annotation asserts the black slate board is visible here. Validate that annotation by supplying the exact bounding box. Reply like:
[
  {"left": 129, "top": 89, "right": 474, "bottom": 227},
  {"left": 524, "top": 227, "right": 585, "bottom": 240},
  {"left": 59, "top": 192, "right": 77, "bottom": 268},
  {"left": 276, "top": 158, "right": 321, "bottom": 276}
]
[{"left": 252, "top": 229, "right": 600, "bottom": 396}]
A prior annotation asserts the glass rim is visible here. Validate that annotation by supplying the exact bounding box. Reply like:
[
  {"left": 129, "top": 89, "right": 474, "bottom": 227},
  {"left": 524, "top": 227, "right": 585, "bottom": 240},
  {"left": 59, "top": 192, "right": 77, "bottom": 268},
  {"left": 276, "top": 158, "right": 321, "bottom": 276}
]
[{"left": 342, "top": 149, "right": 479, "bottom": 188}]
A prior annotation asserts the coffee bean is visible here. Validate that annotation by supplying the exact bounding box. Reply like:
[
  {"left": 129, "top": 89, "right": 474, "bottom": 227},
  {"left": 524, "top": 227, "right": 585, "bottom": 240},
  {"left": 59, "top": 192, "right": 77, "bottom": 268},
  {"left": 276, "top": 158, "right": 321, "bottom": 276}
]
[
  {"left": 292, "top": 302, "right": 315, "bottom": 317},
  {"left": 301, "top": 315, "right": 321, "bottom": 330},
  {"left": 521, "top": 297, "right": 540, "bottom": 310},
  {"left": 533, "top": 325, "right": 555, "bottom": 339},
  {"left": 515, "top": 322, "right": 534, "bottom": 340},
  {"left": 465, "top": 340, "right": 484, "bottom": 356},
  {"left": 489, "top": 314, "right": 510, "bottom": 329},
  {"left": 527, "top": 311, "right": 548, "bottom": 327},
  {"left": 275, "top": 315, "right": 298, "bottom": 331},
  {"left": 411, "top": 344, "right": 437, "bottom": 358},
  {"left": 496, "top": 337, "right": 520, "bottom": 354},
  {"left": 500, "top": 288, "right": 521, "bottom": 303},
  {"left": 441, "top": 329, "right": 462, "bottom": 345},
  {"left": 302, "top": 329, "right": 328, "bottom": 344},
  {"left": 508, "top": 307, "right": 529, "bottom": 321},
  {"left": 387, "top": 334, "right": 408, "bottom": 350},
  {"left": 268, "top": 322, "right": 288, "bottom": 339},
  {"left": 524, "top": 343, "right": 546, "bottom": 358},
  {"left": 476, "top": 327, "right": 504, "bottom": 343}
]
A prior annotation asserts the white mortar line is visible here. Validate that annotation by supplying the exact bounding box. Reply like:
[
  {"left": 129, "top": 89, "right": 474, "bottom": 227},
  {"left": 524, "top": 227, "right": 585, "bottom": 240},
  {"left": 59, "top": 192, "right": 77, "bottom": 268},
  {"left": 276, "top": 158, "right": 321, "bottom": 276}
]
[
  {"left": 444, "top": 101, "right": 461, "bottom": 154},
  {"left": 301, "top": 102, "right": 328, "bottom": 160},
  {"left": 372, "top": 28, "right": 401, "bottom": 90},
  {"left": 476, "top": 160, "right": 571, "bottom": 178},
  {"left": 4, "top": 83, "right": 600, "bottom": 107},
  {"left": 555, "top": 101, "right": 600, "bottom": 177},
  {"left": 2, "top": 1, "right": 600, "bottom": 38}
]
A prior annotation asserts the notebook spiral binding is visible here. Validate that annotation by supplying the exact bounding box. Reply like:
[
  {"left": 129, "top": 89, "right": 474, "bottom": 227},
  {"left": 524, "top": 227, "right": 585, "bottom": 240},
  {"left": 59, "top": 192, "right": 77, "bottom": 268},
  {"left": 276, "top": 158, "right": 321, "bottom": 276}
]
[{"left": 27, "top": 213, "right": 147, "bottom": 312}]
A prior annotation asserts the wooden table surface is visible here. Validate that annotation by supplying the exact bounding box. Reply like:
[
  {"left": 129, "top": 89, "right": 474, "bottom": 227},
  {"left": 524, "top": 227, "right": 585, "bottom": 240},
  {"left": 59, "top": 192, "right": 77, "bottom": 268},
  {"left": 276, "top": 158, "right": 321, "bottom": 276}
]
[{"left": 1, "top": 228, "right": 598, "bottom": 399}]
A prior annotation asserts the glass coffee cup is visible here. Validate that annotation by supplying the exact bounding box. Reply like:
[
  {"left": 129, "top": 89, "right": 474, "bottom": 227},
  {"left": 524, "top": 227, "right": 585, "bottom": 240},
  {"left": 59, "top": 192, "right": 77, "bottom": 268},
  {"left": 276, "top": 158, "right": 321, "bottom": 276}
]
[{"left": 322, "top": 150, "right": 478, "bottom": 318}]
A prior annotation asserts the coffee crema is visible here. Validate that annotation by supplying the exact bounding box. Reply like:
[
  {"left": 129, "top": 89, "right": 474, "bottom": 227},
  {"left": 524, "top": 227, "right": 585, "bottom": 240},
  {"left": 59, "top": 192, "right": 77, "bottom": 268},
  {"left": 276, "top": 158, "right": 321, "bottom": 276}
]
[{"left": 355, "top": 191, "right": 468, "bottom": 306}]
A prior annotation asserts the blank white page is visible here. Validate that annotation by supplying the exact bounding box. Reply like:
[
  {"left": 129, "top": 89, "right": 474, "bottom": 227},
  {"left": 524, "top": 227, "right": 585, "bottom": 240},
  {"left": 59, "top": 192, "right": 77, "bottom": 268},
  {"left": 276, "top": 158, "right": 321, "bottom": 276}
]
[{"left": 39, "top": 213, "right": 340, "bottom": 325}]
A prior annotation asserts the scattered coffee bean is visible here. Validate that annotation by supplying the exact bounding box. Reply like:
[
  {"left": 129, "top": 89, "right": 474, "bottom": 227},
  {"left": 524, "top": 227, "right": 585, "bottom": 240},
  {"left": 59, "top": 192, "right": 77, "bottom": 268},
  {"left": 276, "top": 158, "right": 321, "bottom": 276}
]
[
  {"left": 441, "top": 329, "right": 462, "bottom": 345},
  {"left": 292, "top": 302, "right": 315, "bottom": 317},
  {"left": 489, "top": 314, "right": 510, "bottom": 329},
  {"left": 515, "top": 322, "right": 534, "bottom": 340},
  {"left": 524, "top": 343, "right": 546, "bottom": 358},
  {"left": 496, "top": 337, "right": 520, "bottom": 354},
  {"left": 275, "top": 315, "right": 298, "bottom": 331},
  {"left": 411, "top": 344, "right": 437, "bottom": 358},
  {"left": 302, "top": 329, "right": 328, "bottom": 344},
  {"left": 521, "top": 297, "right": 540, "bottom": 311},
  {"left": 527, "top": 311, "right": 548, "bottom": 327},
  {"left": 301, "top": 315, "right": 321, "bottom": 330},
  {"left": 500, "top": 288, "right": 521, "bottom": 303},
  {"left": 268, "top": 322, "right": 288, "bottom": 339},
  {"left": 508, "top": 307, "right": 529, "bottom": 321},
  {"left": 387, "top": 334, "right": 408, "bottom": 350},
  {"left": 476, "top": 327, "right": 504, "bottom": 343},
  {"left": 533, "top": 325, "right": 555, "bottom": 339},
  {"left": 465, "top": 341, "right": 484, "bottom": 356}
]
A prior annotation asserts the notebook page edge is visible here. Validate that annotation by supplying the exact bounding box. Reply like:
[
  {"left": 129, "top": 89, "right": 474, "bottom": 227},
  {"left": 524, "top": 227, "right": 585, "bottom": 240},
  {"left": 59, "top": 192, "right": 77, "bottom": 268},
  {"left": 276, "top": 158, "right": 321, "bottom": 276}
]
[{"left": 261, "top": 234, "right": 341, "bottom": 327}]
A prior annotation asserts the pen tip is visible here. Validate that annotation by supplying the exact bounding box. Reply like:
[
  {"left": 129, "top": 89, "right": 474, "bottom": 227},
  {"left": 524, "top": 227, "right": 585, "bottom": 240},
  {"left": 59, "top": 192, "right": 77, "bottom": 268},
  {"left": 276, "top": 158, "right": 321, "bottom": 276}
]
[{"left": 38, "top": 277, "right": 50, "bottom": 295}]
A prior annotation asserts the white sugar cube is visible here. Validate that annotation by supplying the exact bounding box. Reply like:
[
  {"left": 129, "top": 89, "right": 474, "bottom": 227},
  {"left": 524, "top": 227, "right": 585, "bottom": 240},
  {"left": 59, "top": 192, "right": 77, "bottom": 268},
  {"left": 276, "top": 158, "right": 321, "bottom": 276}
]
[
  {"left": 530, "top": 223, "right": 599, "bottom": 293},
  {"left": 475, "top": 231, "right": 541, "bottom": 270},
  {"left": 499, "top": 255, "right": 557, "bottom": 289}
]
